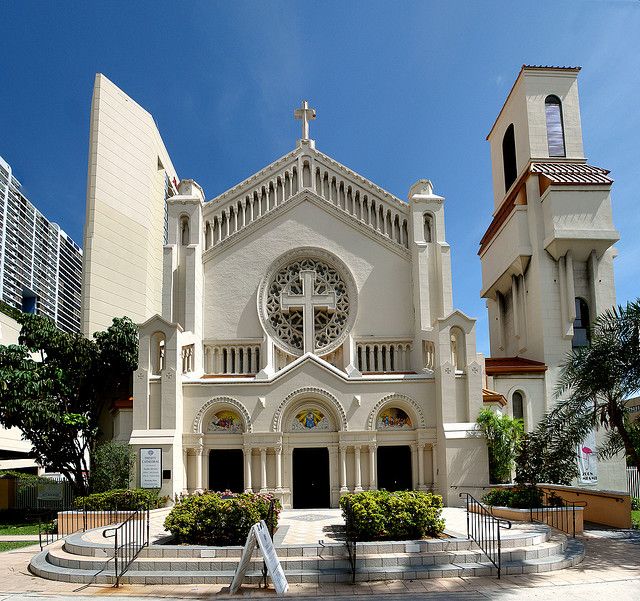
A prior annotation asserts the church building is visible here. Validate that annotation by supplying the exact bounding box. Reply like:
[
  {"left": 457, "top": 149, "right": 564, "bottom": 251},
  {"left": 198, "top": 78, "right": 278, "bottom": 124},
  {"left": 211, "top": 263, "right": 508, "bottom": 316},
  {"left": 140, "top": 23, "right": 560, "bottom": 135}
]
[{"left": 81, "top": 66, "right": 627, "bottom": 508}]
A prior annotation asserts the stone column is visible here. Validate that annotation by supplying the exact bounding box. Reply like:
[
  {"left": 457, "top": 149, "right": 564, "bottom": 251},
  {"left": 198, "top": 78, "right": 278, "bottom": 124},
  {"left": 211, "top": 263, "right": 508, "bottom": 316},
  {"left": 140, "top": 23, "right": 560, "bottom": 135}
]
[
  {"left": 368, "top": 444, "right": 376, "bottom": 490},
  {"left": 182, "top": 449, "right": 189, "bottom": 494},
  {"left": 339, "top": 445, "right": 348, "bottom": 492},
  {"left": 417, "top": 443, "right": 425, "bottom": 489},
  {"left": 411, "top": 444, "right": 418, "bottom": 490},
  {"left": 260, "top": 448, "right": 268, "bottom": 492},
  {"left": 354, "top": 446, "right": 363, "bottom": 492},
  {"left": 275, "top": 445, "right": 283, "bottom": 491},
  {"left": 244, "top": 447, "right": 252, "bottom": 492},
  {"left": 195, "top": 446, "right": 204, "bottom": 492},
  {"left": 204, "top": 449, "right": 210, "bottom": 491},
  {"left": 431, "top": 444, "right": 438, "bottom": 489}
]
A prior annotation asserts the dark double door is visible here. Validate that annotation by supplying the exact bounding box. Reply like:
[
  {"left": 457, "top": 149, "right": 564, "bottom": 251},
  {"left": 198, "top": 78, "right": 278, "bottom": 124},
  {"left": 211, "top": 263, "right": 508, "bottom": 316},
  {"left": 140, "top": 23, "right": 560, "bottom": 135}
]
[
  {"left": 209, "top": 449, "right": 244, "bottom": 493},
  {"left": 292, "top": 447, "right": 330, "bottom": 508},
  {"left": 377, "top": 445, "right": 412, "bottom": 491}
]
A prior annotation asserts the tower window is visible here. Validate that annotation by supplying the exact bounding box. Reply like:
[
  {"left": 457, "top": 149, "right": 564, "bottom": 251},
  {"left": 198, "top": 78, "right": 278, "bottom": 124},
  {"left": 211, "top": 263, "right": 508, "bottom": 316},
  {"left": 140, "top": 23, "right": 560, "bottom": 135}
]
[
  {"left": 512, "top": 391, "right": 524, "bottom": 422},
  {"left": 502, "top": 123, "right": 517, "bottom": 193},
  {"left": 545, "top": 95, "right": 566, "bottom": 157},
  {"left": 572, "top": 298, "right": 591, "bottom": 348},
  {"left": 423, "top": 213, "right": 433, "bottom": 243}
]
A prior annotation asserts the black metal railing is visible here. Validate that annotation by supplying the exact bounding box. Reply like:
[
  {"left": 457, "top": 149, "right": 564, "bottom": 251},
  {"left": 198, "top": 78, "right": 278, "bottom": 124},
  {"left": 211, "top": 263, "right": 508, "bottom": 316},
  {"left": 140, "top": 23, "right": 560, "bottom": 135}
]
[
  {"left": 343, "top": 497, "right": 357, "bottom": 584},
  {"left": 460, "top": 492, "right": 511, "bottom": 579},
  {"left": 530, "top": 489, "right": 586, "bottom": 538},
  {"left": 102, "top": 507, "right": 150, "bottom": 587}
]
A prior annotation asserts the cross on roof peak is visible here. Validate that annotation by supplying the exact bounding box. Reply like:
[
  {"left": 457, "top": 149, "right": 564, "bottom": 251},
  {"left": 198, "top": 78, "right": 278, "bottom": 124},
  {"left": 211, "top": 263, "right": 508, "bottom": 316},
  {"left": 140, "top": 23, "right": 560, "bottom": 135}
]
[{"left": 294, "top": 100, "right": 316, "bottom": 141}]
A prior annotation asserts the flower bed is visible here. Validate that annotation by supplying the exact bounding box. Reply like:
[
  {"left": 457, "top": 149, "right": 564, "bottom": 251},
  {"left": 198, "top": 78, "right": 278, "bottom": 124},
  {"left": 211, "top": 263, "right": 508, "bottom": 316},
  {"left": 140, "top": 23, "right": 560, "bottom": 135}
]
[
  {"left": 74, "top": 488, "right": 166, "bottom": 510},
  {"left": 163, "top": 491, "right": 281, "bottom": 546},
  {"left": 340, "top": 490, "right": 445, "bottom": 541}
]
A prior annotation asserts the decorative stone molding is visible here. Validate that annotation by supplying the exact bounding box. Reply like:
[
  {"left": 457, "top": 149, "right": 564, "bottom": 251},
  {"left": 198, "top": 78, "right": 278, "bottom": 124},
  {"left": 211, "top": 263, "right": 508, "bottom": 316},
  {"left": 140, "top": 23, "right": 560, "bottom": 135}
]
[
  {"left": 271, "top": 386, "right": 348, "bottom": 432},
  {"left": 192, "top": 396, "right": 253, "bottom": 434},
  {"left": 257, "top": 247, "right": 358, "bottom": 357},
  {"left": 367, "top": 394, "right": 426, "bottom": 430}
]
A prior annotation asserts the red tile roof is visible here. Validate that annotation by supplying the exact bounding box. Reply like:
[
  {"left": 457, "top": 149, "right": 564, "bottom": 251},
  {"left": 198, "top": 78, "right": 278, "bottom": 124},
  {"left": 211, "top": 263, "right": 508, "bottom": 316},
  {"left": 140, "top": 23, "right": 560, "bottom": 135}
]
[
  {"left": 485, "top": 357, "right": 547, "bottom": 375},
  {"left": 532, "top": 162, "right": 613, "bottom": 185},
  {"left": 482, "top": 388, "right": 507, "bottom": 406}
]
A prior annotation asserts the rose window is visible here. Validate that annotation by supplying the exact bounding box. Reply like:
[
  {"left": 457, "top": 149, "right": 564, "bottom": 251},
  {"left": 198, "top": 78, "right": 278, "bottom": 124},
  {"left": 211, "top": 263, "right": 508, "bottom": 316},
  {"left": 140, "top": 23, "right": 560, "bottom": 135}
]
[{"left": 258, "top": 252, "right": 356, "bottom": 357}]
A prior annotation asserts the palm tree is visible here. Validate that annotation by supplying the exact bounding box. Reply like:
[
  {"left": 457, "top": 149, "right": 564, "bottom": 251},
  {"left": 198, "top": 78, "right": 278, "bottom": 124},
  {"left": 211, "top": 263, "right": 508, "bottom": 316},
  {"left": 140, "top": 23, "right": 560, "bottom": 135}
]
[{"left": 551, "top": 300, "right": 640, "bottom": 472}]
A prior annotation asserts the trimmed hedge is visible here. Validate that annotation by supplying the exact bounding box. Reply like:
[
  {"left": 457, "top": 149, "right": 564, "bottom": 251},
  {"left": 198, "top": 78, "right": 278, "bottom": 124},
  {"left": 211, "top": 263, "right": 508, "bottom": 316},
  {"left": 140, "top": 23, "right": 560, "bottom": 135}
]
[
  {"left": 340, "top": 490, "right": 445, "bottom": 541},
  {"left": 482, "top": 486, "right": 543, "bottom": 509},
  {"left": 74, "top": 488, "right": 166, "bottom": 510},
  {"left": 164, "top": 492, "right": 280, "bottom": 546}
]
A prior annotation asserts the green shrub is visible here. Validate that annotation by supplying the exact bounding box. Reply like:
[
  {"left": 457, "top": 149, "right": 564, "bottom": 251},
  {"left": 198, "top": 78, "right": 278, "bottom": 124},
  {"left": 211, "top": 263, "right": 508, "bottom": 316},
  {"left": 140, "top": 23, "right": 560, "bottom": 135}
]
[
  {"left": 74, "top": 488, "right": 166, "bottom": 510},
  {"left": 90, "top": 442, "right": 135, "bottom": 493},
  {"left": 482, "top": 486, "right": 543, "bottom": 509},
  {"left": 163, "top": 492, "right": 281, "bottom": 546},
  {"left": 0, "top": 470, "right": 50, "bottom": 483},
  {"left": 481, "top": 488, "right": 513, "bottom": 507},
  {"left": 632, "top": 497, "right": 640, "bottom": 511},
  {"left": 339, "top": 490, "right": 445, "bottom": 541}
]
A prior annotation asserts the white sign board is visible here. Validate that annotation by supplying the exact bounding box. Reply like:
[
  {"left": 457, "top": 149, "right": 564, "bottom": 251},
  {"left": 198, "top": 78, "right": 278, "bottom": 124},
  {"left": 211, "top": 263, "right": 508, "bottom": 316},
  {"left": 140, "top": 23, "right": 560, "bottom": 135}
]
[
  {"left": 37, "top": 481, "right": 63, "bottom": 501},
  {"left": 577, "top": 431, "right": 598, "bottom": 485},
  {"left": 230, "top": 520, "right": 288, "bottom": 596},
  {"left": 140, "top": 448, "right": 162, "bottom": 489}
]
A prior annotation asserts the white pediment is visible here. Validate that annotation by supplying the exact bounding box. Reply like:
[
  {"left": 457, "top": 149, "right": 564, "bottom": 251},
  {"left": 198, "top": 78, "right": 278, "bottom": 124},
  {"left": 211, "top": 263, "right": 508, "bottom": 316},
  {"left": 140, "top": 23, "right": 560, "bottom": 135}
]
[{"left": 201, "top": 145, "right": 410, "bottom": 257}]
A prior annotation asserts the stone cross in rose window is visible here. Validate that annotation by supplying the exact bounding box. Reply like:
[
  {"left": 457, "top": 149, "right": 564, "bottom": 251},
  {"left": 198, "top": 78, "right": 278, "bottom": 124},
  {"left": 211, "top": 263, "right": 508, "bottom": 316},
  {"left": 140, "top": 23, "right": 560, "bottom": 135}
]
[{"left": 280, "top": 270, "right": 336, "bottom": 353}]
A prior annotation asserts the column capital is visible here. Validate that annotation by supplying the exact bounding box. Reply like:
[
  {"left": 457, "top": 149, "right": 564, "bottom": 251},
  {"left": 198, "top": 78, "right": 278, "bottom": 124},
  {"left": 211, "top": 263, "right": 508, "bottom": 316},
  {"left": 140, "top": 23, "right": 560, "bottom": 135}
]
[{"left": 368, "top": 443, "right": 377, "bottom": 452}]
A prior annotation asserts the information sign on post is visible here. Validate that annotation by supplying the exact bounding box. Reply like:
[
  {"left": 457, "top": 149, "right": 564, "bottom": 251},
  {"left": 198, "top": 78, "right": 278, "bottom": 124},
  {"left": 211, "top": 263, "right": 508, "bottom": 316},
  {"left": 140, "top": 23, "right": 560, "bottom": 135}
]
[
  {"left": 230, "top": 520, "right": 288, "bottom": 596},
  {"left": 140, "top": 448, "right": 162, "bottom": 489}
]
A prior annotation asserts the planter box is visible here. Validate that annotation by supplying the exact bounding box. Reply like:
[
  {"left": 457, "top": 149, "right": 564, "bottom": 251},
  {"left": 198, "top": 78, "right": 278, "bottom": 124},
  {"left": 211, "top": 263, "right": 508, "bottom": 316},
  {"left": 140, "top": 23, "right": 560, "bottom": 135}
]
[
  {"left": 56, "top": 510, "right": 140, "bottom": 536},
  {"left": 471, "top": 504, "right": 584, "bottom": 534}
]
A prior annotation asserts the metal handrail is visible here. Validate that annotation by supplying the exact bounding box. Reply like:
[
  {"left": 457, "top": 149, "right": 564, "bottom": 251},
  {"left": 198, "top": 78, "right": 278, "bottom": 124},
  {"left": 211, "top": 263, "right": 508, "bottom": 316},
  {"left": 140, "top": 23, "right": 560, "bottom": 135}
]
[
  {"left": 343, "top": 498, "right": 357, "bottom": 584},
  {"left": 102, "top": 507, "right": 150, "bottom": 587},
  {"left": 459, "top": 492, "right": 511, "bottom": 579},
  {"left": 529, "top": 489, "right": 587, "bottom": 538}
]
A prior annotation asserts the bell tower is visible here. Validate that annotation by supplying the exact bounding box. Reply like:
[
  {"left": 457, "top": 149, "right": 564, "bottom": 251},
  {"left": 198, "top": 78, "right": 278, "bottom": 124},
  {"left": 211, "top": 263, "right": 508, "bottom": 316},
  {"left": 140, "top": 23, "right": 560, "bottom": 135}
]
[{"left": 480, "top": 65, "right": 619, "bottom": 405}]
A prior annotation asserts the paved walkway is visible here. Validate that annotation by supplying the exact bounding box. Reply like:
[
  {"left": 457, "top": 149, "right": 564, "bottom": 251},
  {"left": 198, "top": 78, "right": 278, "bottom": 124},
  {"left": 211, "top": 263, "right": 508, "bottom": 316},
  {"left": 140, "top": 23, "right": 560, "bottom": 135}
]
[{"left": 0, "top": 510, "right": 638, "bottom": 598}]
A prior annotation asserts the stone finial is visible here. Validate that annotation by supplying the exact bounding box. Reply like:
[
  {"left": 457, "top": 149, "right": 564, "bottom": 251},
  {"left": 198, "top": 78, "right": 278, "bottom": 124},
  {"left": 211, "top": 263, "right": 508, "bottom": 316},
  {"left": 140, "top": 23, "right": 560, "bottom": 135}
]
[
  {"left": 178, "top": 179, "right": 205, "bottom": 201},
  {"left": 408, "top": 179, "right": 444, "bottom": 204}
]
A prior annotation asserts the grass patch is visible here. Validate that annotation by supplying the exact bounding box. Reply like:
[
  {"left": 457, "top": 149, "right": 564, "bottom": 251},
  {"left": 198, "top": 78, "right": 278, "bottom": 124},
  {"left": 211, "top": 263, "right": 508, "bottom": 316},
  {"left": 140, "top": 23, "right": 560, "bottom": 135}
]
[
  {"left": 632, "top": 510, "right": 639, "bottom": 529},
  {"left": 0, "top": 522, "right": 40, "bottom": 536},
  {"left": 0, "top": 541, "right": 38, "bottom": 553}
]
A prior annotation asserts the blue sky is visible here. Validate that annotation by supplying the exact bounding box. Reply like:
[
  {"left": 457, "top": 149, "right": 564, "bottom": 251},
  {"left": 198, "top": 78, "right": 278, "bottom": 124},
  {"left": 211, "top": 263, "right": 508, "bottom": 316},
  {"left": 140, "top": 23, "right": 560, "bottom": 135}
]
[{"left": 1, "top": 1, "right": 639, "bottom": 354}]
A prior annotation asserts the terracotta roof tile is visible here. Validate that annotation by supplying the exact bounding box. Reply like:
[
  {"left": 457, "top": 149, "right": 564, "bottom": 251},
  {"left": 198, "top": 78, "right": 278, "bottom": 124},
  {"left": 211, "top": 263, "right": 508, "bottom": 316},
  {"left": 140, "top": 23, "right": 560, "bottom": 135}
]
[
  {"left": 531, "top": 162, "right": 613, "bottom": 185},
  {"left": 485, "top": 357, "right": 547, "bottom": 375}
]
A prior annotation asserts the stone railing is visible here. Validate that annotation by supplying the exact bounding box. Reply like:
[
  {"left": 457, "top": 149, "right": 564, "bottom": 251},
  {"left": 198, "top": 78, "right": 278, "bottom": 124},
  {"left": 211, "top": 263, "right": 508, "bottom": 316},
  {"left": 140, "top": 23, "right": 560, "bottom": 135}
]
[
  {"left": 422, "top": 340, "right": 435, "bottom": 371},
  {"left": 356, "top": 340, "right": 412, "bottom": 373},
  {"left": 204, "top": 343, "right": 261, "bottom": 375},
  {"left": 203, "top": 155, "right": 409, "bottom": 251},
  {"left": 181, "top": 344, "right": 194, "bottom": 374}
]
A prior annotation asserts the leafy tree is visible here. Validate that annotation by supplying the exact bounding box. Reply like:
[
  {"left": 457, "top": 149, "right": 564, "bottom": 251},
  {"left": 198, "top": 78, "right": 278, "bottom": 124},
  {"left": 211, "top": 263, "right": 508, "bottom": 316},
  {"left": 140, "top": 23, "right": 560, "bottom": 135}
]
[
  {"left": 476, "top": 408, "right": 524, "bottom": 484},
  {"left": 550, "top": 301, "right": 640, "bottom": 472},
  {"left": 0, "top": 314, "right": 138, "bottom": 494},
  {"left": 89, "top": 441, "right": 135, "bottom": 493},
  {"left": 515, "top": 425, "right": 578, "bottom": 486}
]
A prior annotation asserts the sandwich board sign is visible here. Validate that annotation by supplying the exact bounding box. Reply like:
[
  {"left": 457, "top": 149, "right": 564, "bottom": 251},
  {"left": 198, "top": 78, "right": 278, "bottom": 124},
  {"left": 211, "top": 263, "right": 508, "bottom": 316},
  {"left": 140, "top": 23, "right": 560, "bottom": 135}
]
[{"left": 230, "top": 520, "right": 288, "bottom": 595}]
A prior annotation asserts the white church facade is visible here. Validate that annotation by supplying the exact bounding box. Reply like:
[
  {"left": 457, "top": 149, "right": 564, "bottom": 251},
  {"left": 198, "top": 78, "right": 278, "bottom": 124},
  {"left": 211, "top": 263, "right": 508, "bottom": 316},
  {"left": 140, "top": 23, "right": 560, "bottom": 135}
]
[{"left": 81, "top": 66, "right": 627, "bottom": 508}]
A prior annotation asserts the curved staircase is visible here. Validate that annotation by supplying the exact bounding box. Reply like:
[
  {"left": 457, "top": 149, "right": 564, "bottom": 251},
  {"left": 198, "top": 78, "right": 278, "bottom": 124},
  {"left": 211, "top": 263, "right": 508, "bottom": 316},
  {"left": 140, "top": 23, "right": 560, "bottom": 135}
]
[{"left": 29, "top": 521, "right": 584, "bottom": 585}]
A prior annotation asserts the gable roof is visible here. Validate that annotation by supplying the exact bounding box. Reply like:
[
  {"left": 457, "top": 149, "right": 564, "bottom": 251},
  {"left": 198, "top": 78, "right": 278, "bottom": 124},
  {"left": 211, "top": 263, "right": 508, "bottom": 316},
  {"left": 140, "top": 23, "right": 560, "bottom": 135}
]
[
  {"left": 485, "top": 356, "right": 547, "bottom": 376},
  {"left": 201, "top": 143, "right": 411, "bottom": 257}
]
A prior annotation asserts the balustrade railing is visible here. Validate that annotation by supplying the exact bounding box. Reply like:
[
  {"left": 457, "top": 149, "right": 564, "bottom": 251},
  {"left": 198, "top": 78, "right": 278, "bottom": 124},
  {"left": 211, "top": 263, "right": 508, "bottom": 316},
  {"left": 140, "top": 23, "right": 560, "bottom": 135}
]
[
  {"left": 459, "top": 492, "right": 511, "bottom": 579},
  {"left": 356, "top": 341, "right": 412, "bottom": 373},
  {"left": 205, "top": 344, "right": 261, "bottom": 375},
  {"left": 203, "top": 155, "right": 409, "bottom": 251}
]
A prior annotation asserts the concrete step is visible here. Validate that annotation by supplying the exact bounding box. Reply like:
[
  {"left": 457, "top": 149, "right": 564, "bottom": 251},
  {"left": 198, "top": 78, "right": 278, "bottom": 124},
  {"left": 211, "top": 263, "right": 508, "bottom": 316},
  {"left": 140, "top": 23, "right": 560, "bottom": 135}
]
[
  {"left": 30, "top": 530, "right": 583, "bottom": 585},
  {"left": 47, "top": 537, "right": 566, "bottom": 573},
  {"left": 29, "top": 539, "right": 584, "bottom": 585}
]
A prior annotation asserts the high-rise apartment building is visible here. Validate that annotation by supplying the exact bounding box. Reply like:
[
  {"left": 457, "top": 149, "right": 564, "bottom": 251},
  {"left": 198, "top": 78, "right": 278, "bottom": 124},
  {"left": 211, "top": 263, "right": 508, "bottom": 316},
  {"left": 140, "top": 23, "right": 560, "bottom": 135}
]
[{"left": 0, "top": 155, "right": 83, "bottom": 333}]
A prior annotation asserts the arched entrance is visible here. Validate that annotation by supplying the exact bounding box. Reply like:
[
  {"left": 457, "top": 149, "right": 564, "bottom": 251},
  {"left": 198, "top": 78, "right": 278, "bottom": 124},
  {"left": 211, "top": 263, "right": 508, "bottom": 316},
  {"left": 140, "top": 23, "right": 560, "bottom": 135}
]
[
  {"left": 377, "top": 446, "right": 412, "bottom": 491},
  {"left": 209, "top": 449, "right": 244, "bottom": 493},
  {"left": 292, "top": 447, "right": 330, "bottom": 508}
]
